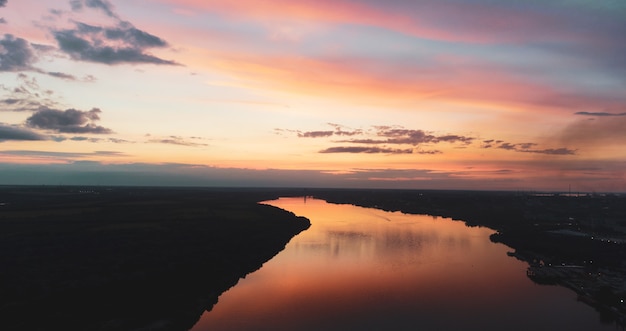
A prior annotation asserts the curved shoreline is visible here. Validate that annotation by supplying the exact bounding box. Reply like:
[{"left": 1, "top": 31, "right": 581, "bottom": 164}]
[
  {"left": 0, "top": 186, "right": 310, "bottom": 331},
  {"left": 308, "top": 189, "right": 626, "bottom": 327},
  {"left": 2, "top": 186, "right": 625, "bottom": 329}
]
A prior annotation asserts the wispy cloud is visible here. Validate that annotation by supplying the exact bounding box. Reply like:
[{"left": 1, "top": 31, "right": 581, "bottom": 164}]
[
  {"left": 50, "top": 136, "right": 134, "bottom": 143},
  {"left": 575, "top": 111, "right": 626, "bottom": 117},
  {"left": 0, "top": 149, "right": 126, "bottom": 158},
  {"left": 521, "top": 148, "right": 576, "bottom": 155},
  {"left": 482, "top": 140, "right": 576, "bottom": 155},
  {"left": 319, "top": 146, "right": 413, "bottom": 154},
  {"left": 176, "top": 0, "right": 625, "bottom": 116},
  {"left": 294, "top": 124, "right": 474, "bottom": 145},
  {"left": 289, "top": 123, "right": 577, "bottom": 156},
  {"left": 297, "top": 123, "right": 362, "bottom": 138},
  {"left": 327, "top": 123, "right": 362, "bottom": 136},
  {"left": 353, "top": 127, "right": 475, "bottom": 146},
  {"left": 146, "top": 135, "right": 208, "bottom": 147},
  {"left": 558, "top": 116, "right": 626, "bottom": 148},
  {"left": 0, "top": 0, "right": 7, "bottom": 24},
  {"left": 46, "top": 71, "right": 77, "bottom": 80},
  {"left": 70, "top": 0, "right": 119, "bottom": 20},
  {"left": 167, "top": 0, "right": 621, "bottom": 44},
  {"left": 298, "top": 131, "right": 333, "bottom": 138}
]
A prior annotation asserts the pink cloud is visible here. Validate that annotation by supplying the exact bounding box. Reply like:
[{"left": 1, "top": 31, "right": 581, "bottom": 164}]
[
  {"left": 203, "top": 50, "right": 622, "bottom": 114},
  {"left": 159, "top": 0, "right": 620, "bottom": 46},
  {"left": 158, "top": 0, "right": 507, "bottom": 43}
]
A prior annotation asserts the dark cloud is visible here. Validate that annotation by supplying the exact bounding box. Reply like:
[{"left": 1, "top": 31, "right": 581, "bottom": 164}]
[
  {"left": 147, "top": 136, "right": 208, "bottom": 147},
  {"left": 70, "top": 0, "right": 82, "bottom": 11},
  {"left": 107, "top": 137, "right": 132, "bottom": 143},
  {"left": 319, "top": 146, "right": 413, "bottom": 154},
  {"left": 482, "top": 139, "right": 494, "bottom": 148},
  {"left": 342, "top": 128, "right": 474, "bottom": 146},
  {"left": 327, "top": 123, "right": 363, "bottom": 136},
  {"left": 575, "top": 111, "right": 626, "bottom": 117},
  {"left": 416, "top": 149, "right": 442, "bottom": 155},
  {"left": 0, "top": 18, "right": 6, "bottom": 24},
  {"left": 70, "top": 0, "right": 119, "bottom": 19},
  {"left": 435, "top": 135, "right": 474, "bottom": 144},
  {"left": 46, "top": 71, "right": 77, "bottom": 80},
  {"left": 0, "top": 35, "right": 77, "bottom": 79},
  {"left": 51, "top": 136, "right": 133, "bottom": 143},
  {"left": 93, "top": 150, "right": 126, "bottom": 156},
  {"left": 69, "top": 136, "right": 101, "bottom": 142},
  {"left": 333, "top": 130, "right": 362, "bottom": 136},
  {"left": 0, "top": 34, "right": 37, "bottom": 71},
  {"left": 293, "top": 124, "right": 574, "bottom": 157},
  {"left": 498, "top": 143, "right": 517, "bottom": 150},
  {"left": 295, "top": 124, "right": 364, "bottom": 138},
  {"left": 378, "top": 128, "right": 474, "bottom": 145},
  {"left": 0, "top": 0, "right": 6, "bottom": 7},
  {"left": 53, "top": 21, "right": 177, "bottom": 65},
  {"left": 49, "top": 9, "right": 63, "bottom": 16},
  {"left": 26, "top": 107, "right": 113, "bottom": 134},
  {"left": 0, "top": 123, "right": 46, "bottom": 142},
  {"left": 487, "top": 140, "right": 575, "bottom": 155},
  {"left": 299, "top": 130, "right": 333, "bottom": 138},
  {"left": 521, "top": 148, "right": 576, "bottom": 155},
  {"left": 294, "top": 124, "right": 474, "bottom": 147}
]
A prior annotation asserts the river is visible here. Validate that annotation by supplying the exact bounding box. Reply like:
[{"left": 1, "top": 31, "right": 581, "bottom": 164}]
[{"left": 190, "top": 197, "right": 612, "bottom": 330}]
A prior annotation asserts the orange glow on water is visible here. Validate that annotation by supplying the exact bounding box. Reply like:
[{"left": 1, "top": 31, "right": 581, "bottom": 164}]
[{"left": 191, "top": 198, "right": 607, "bottom": 331}]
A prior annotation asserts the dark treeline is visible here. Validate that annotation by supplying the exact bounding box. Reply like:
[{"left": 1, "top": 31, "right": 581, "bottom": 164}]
[{"left": 0, "top": 186, "right": 310, "bottom": 331}]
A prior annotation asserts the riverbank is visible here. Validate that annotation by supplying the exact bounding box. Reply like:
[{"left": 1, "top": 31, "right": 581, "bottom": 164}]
[
  {"left": 2, "top": 186, "right": 624, "bottom": 329},
  {"left": 0, "top": 186, "right": 310, "bottom": 331},
  {"left": 307, "top": 189, "right": 626, "bottom": 327}
]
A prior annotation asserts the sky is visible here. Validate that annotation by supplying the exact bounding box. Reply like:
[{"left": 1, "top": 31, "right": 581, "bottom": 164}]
[{"left": 1, "top": 0, "right": 625, "bottom": 191}]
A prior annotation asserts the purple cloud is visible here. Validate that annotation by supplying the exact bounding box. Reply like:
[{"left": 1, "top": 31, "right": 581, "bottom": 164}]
[
  {"left": 26, "top": 107, "right": 113, "bottom": 134},
  {"left": 319, "top": 146, "right": 413, "bottom": 154}
]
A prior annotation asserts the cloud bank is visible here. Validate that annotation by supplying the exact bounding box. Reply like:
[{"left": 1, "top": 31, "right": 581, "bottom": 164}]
[{"left": 0, "top": 123, "right": 46, "bottom": 142}]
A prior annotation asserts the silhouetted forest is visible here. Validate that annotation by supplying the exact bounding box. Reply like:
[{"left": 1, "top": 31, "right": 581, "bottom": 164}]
[{"left": 0, "top": 186, "right": 309, "bottom": 331}]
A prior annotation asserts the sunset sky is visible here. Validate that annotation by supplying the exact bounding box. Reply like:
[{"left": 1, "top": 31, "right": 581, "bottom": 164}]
[{"left": 1, "top": 0, "right": 625, "bottom": 191}]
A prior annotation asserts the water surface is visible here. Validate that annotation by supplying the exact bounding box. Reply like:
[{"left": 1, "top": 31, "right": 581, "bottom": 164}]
[{"left": 191, "top": 197, "right": 610, "bottom": 330}]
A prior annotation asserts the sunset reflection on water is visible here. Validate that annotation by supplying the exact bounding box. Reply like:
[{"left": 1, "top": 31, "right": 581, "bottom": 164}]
[{"left": 191, "top": 197, "right": 610, "bottom": 331}]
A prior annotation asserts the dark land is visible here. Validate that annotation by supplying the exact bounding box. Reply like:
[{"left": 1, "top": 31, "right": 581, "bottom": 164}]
[
  {"left": 0, "top": 186, "right": 310, "bottom": 331},
  {"left": 1, "top": 186, "right": 625, "bottom": 330}
]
